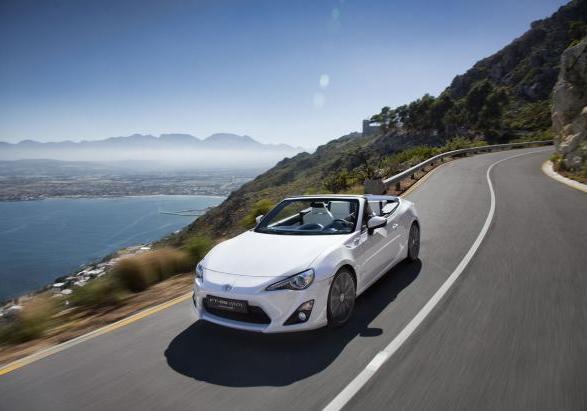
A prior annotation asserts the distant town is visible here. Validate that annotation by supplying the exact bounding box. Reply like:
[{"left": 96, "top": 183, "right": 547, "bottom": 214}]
[
  {"left": 0, "top": 243, "right": 153, "bottom": 318},
  {"left": 0, "top": 159, "right": 260, "bottom": 201}
]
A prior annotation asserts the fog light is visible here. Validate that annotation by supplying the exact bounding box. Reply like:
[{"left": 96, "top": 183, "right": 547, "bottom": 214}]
[{"left": 284, "top": 300, "right": 314, "bottom": 325}]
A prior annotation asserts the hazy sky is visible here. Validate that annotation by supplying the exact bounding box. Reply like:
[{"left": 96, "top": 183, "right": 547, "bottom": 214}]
[{"left": 0, "top": 0, "right": 568, "bottom": 148}]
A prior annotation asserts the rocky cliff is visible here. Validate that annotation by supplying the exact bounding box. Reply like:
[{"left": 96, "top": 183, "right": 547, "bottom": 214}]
[{"left": 552, "top": 38, "right": 587, "bottom": 170}]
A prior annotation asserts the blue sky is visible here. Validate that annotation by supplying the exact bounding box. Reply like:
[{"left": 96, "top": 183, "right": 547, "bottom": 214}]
[{"left": 0, "top": 0, "right": 568, "bottom": 148}]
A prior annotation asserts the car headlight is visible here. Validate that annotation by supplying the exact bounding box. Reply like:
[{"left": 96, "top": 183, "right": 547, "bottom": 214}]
[
  {"left": 195, "top": 263, "right": 204, "bottom": 281},
  {"left": 266, "top": 269, "right": 314, "bottom": 291}
]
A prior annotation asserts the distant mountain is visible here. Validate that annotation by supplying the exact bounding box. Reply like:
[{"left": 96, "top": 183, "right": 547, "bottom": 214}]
[
  {"left": 0, "top": 133, "right": 304, "bottom": 168},
  {"left": 1, "top": 133, "right": 300, "bottom": 152}
]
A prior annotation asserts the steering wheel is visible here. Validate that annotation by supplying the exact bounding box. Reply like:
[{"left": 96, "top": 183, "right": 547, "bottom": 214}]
[
  {"left": 298, "top": 223, "right": 324, "bottom": 231},
  {"left": 327, "top": 219, "right": 352, "bottom": 230}
]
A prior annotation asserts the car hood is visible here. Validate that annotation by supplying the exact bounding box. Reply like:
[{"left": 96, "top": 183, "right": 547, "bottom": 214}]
[{"left": 203, "top": 230, "right": 350, "bottom": 277}]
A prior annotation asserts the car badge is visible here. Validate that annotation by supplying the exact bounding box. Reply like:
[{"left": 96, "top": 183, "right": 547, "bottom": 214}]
[{"left": 223, "top": 284, "right": 232, "bottom": 292}]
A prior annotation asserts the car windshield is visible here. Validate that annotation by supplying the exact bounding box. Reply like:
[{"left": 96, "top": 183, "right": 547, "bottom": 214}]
[{"left": 255, "top": 198, "right": 359, "bottom": 235}]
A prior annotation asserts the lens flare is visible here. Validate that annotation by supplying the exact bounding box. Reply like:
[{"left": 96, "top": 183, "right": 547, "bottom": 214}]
[{"left": 313, "top": 92, "right": 325, "bottom": 108}]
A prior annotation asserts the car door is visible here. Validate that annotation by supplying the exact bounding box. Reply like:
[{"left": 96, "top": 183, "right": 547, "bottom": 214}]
[
  {"left": 379, "top": 200, "right": 404, "bottom": 271},
  {"left": 351, "top": 200, "right": 389, "bottom": 291},
  {"left": 364, "top": 200, "right": 404, "bottom": 283}
]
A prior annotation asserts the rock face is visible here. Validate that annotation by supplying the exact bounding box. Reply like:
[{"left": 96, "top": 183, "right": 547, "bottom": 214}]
[{"left": 552, "top": 38, "right": 587, "bottom": 170}]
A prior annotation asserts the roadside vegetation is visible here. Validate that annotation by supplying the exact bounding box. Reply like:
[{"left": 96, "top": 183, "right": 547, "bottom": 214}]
[
  {"left": 0, "top": 297, "right": 58, "bottom": 345},
  {"left": 240, "top": 199, "right": 275, "bottom": 229},
  {"left": 551, "top": 153, "right": 587, "bottom": 184},
  {"left": 320, "top": 137, "right": 488, "bottom": 194},
  {"left": 0, "top": 240, "right": 214, "bottom": 353}
]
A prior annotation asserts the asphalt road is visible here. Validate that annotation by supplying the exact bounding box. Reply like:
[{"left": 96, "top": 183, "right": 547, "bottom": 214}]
[{"left": 1, "top": 147, "right": 585, "bottom": 411}]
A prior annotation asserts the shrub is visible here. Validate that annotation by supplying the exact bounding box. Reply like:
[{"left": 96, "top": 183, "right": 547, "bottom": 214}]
[
  {"left": 323, "top": 170, "right": 351, "bottom": 193},
  {"left": 240, "top": 199, "right": 275, "bottom": 229},
  {"left": 512, "top": 129, "right": 554, "bottom": 143},
  {"left": 149, "top": 248, "right": 192, "bottom": 280},
  {"left": 113, "top": 255, "right": 158, "bottom": 292},
  {"left": 550, "top": 153, "right": 566, "bottom": 172},
  {"left": 0, "top": 297, "right": 57, "bottom": 345},
  {"left": 443, "top": 136, "right": 487, "bottom": 151},
  {"left": 69, "top": 278, "right": 122, "bottom": 309},
  {"left": 112, "top": 248, "right": 192, "bottom": 292},
  {"left": 183, "top": 236, "right": 214, "bottom": 265}
]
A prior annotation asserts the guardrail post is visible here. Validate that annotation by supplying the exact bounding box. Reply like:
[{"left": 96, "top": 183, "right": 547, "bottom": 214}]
[{"left": 395, "top": 181, "right": 401, "bottom": 191}]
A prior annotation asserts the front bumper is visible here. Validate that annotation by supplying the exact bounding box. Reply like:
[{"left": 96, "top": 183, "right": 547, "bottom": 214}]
[{"left": 192, "top": 275, "right": 330, "bottom": 333}]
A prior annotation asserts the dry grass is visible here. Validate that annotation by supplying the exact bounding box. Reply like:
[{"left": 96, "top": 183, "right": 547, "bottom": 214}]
[
  {"left": 113, "top": 248, "right": 191, "bottom": 292},
  {"left": 0, "top": 273, "right": 194, "bottom": 367}
]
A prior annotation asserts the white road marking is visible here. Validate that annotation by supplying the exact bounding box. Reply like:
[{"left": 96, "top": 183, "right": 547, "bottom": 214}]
[{"left": 323, "top": 149, "right": 551, "bottom": 411}]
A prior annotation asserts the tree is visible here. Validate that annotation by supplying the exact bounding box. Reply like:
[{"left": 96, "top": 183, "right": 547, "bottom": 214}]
[
  {"left": 464, "top": 79, "right": 494, "bottom": 125},
  {"left": 429, "top": 93, "right": 454, "bottom": 132}
]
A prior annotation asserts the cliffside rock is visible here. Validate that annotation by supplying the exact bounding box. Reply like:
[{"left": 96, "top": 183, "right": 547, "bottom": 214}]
[{"left": 552, "top": 38, "right": 587, "bottom": 170}]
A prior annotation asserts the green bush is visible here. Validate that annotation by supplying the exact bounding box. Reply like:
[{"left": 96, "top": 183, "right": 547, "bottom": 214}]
[
  {"left": 550, "top": 153, "right": 565, "bottom": 172},
  {"left": 0, "top": 298, "right": 57, "bottom": 345},
  {"left": 240, "top": 199, "right": 275, "bottom": 229},
  {"left": 69, "top": 278, "right": 122, "bottom": 309},
  {"left": 443, "top": 136, "right": 487, "bottom": 151},
  {"left": 512, "top": 129, "right": 554, "bottom": 143},
  {"left": 323, "top": 170, "right": 351, "bottom": 193},
  {"left": 378, "top": 137, "right": 487, "bottom": 179},
  {"left": 183, "top": 236, "right": 214, "bottom": 265}
]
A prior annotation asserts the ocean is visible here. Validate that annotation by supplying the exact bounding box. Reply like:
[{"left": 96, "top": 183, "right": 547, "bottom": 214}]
[{"left": 0, "top": 195, "right": 223, "bottom": 301}]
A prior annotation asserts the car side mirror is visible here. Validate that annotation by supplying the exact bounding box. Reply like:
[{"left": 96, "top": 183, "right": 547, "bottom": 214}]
[
  {"left": 255, "top": 214, "right": 264, "bottom": 225},
  {"left": 367, "top": 216, "right": 387, "bottom": 234}
]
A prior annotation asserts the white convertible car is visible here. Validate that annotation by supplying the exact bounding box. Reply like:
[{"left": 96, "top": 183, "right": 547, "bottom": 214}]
[{"left": 193, "top": 194, "right": 419, "bottom": 332}]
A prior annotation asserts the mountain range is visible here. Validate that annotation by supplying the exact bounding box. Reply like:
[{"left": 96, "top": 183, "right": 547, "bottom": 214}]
[
  {"left": 0, "top": 133, "right": 302, "bottom": 152},
  {"left": 0, "top": 133, "right": 304, "bottom": 168}
]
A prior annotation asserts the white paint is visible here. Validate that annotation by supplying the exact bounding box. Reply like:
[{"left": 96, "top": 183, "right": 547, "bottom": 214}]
[{"left": 323, "top": 149, "right": 551, "bottom": 411}]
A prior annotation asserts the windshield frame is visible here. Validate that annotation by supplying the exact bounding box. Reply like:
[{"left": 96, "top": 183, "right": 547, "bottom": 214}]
[{"left": 254, "top": 197, "right": 361, "bottom": 236}]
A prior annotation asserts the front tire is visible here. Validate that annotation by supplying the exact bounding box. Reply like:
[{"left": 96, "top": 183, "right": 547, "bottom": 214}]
[
  {"left": 327, "top": 268, "right": 356, "bottom": 328},
  {"left": 407, "top": 222, "right": 420, "bottom": 261}
]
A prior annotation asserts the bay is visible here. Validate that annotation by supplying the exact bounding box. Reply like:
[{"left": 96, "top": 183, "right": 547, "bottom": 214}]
[{"left": 0, "top": 195, "right": 223, "bottom": 301}]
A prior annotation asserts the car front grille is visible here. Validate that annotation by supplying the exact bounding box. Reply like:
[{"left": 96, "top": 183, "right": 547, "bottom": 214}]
[{"left": 203, "top": 304, "right": 271, "bottom": 325}]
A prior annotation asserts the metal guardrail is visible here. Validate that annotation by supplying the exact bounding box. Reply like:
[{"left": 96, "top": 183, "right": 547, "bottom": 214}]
[{"left": 367, "top": 140, "right": 554, "bottom": 193}]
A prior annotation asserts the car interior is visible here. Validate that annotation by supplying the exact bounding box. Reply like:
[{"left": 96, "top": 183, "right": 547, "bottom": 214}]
[{"left": 257, "top": 198, "right": 399, "bottom": 235}]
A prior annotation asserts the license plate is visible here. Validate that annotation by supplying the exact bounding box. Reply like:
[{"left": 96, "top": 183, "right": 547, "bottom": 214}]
[{"left": 204, "top": 295, "right": 248, "bottom": 313}]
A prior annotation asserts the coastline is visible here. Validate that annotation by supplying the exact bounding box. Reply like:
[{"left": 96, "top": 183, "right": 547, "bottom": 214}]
[
  {"left": 0, "top": 193, "right": 228, "bottom": 202},
  {"left": 0, "top": 194, "right": 224, "bottom": 307}
]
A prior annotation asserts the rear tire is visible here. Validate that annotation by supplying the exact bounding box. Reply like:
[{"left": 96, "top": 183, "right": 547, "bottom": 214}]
[
  {"left": 327, "top": 269, "right": 356, "bottom": 328},
  {"left": 407, "top": 222, "right": 420, "bottom": 261}
]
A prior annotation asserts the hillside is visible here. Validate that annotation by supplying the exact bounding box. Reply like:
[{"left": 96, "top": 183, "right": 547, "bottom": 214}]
[
  {"left": 370, "top": 0, "right": 587, "bottom": 146},
  {"left": 176, "top": 0, "right": 587, "bottom": 241}
]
